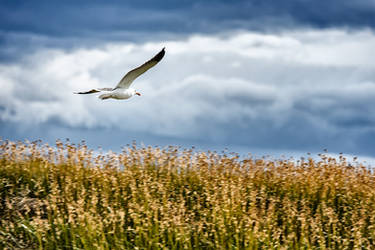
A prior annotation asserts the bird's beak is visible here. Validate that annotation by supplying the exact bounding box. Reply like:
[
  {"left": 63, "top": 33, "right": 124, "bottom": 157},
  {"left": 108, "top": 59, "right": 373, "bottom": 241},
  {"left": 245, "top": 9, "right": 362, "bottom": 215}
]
[{"left": 135, "top": 92, "right": 141, "bottom": 96}]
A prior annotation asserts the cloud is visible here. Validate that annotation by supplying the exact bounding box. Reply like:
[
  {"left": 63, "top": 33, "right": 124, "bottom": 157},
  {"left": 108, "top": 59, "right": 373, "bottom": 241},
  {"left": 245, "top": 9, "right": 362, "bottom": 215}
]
[
  {"left": 1, "top": 29, "right": 375, "bottom": 155},
  {"left": 2, "top": 0, "right": 375, "bottom": 63},
  {"left": 1, "top": 0, "right": 375, "bottom": 38}
]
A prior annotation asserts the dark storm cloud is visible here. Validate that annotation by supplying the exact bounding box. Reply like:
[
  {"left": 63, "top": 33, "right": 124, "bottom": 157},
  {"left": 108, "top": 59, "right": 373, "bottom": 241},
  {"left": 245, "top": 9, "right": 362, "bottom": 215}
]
[
  {"left": 1, "top": 0, "right": 375, "bottom": 37},
  {"left": 1, "top": 0, "right": 375, "bottom": 61},
  {"left": 2, "top": 0, "right": 375, "bottom": 160}
]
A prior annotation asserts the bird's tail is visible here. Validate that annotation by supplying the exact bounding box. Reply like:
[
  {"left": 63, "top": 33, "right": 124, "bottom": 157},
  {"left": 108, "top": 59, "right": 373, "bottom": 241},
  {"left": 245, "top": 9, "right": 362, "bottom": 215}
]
[{"left": 99, "top": 93, "right": 111, "bottom": 100}]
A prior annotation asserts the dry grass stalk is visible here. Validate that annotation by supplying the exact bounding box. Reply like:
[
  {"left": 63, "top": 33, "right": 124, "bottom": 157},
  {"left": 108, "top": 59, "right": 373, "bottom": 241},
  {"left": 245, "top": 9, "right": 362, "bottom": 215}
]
[{"left": 1, "top": 139, "right": 375, "bottom": 249}]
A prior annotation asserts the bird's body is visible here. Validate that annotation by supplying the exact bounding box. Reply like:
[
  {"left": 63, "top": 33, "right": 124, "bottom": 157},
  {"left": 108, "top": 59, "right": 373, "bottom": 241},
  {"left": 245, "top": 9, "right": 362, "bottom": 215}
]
[
  {"left": 75, "top": 48, "right": 165, "bottom": 100},
  {"left": 98, "top": 88, "right": 139, "bottom": 100}
]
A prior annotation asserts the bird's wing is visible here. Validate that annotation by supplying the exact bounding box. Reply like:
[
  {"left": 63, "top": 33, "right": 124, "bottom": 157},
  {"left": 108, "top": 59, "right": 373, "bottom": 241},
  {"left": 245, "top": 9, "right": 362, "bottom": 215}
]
[
  {"left": 114, "top": 48, "right": 165, "bottom": 89},
  {"left": 74, "top": 88, "right": 113, "bottom": 94}
]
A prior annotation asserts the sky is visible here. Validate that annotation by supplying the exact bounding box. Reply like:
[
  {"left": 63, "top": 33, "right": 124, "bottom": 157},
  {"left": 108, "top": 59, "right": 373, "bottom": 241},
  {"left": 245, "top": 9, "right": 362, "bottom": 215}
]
[{"left": 1, "top": 0, "right": 375, "bottom": 161}]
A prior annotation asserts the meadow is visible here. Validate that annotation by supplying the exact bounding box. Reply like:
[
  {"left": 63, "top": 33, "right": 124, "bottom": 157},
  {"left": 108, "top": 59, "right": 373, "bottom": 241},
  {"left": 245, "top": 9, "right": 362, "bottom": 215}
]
[{"left": 1, "top": 139, "right": 375, "bottom": 249}]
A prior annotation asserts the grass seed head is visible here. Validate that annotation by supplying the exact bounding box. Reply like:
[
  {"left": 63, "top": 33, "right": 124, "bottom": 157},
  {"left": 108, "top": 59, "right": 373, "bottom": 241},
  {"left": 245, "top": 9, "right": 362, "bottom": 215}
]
[{"left": 1, "top": 139, "right": 375, "bottom": 249}]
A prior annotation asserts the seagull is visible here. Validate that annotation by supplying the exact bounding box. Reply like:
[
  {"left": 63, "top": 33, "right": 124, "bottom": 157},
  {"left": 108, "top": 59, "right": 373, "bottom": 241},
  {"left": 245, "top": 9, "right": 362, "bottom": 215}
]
[{"left": 75, "top": 48, "right": 165, "bottom": 100}]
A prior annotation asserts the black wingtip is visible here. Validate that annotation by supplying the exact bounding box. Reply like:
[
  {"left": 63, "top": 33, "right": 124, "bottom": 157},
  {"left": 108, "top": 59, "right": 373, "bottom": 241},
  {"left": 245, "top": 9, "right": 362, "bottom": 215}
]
[
  {"left": 153, "top": 47, "right": 165, "bottom": 62},
  {"left": 74, "top": 89, "right": 100, "bottom": 94}
]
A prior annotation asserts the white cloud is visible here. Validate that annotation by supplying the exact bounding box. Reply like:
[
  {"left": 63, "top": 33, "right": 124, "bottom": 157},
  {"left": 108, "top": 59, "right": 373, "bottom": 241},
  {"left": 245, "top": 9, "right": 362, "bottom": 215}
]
[{"left": 1, "top": 28, "right": 375, "bottom": 151}]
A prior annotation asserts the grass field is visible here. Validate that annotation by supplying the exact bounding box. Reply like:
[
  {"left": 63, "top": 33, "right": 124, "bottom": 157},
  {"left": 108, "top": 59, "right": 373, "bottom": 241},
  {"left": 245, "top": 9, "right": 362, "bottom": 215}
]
[{"left": 1, "top": 139, "right": 375, "bottom": 249}]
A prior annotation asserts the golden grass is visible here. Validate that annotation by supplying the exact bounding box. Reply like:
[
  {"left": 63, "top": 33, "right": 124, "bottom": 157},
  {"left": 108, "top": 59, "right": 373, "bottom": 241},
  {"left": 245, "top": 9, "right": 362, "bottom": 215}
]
[{"left": 1, "top": 139, "right": 375, "bottom": 249}]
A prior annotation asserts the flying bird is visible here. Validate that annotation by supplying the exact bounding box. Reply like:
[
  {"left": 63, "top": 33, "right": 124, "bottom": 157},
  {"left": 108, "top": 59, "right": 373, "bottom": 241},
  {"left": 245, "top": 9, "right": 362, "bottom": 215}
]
[{"left": 75, "top": 48, "right": 165, "bottom": 100}]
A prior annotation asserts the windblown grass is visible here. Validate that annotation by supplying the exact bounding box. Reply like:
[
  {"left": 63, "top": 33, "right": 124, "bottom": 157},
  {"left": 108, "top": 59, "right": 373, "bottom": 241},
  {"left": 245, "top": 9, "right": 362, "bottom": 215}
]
[{"left": 1, "top": 140, "right": 375, "bottom": 249}]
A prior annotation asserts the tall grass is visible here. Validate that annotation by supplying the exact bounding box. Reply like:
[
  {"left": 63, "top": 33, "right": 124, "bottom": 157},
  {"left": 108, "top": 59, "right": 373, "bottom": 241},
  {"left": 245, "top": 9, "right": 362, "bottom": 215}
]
[{"left": 1, "top": 139, "right": 375, "bottom": 249}]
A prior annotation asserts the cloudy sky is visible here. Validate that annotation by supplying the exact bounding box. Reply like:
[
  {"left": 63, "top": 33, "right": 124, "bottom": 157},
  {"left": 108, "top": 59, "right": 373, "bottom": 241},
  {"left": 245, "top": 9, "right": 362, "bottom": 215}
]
[{"left": 1, "top": 0, "right": 375, "bottom": 159}]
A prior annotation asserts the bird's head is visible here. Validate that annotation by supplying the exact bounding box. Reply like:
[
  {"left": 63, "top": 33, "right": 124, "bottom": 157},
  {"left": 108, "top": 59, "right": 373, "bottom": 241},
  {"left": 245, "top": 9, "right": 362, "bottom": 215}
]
[{"left": 131, "top": 89, "right": 141, "bottom": 96}]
